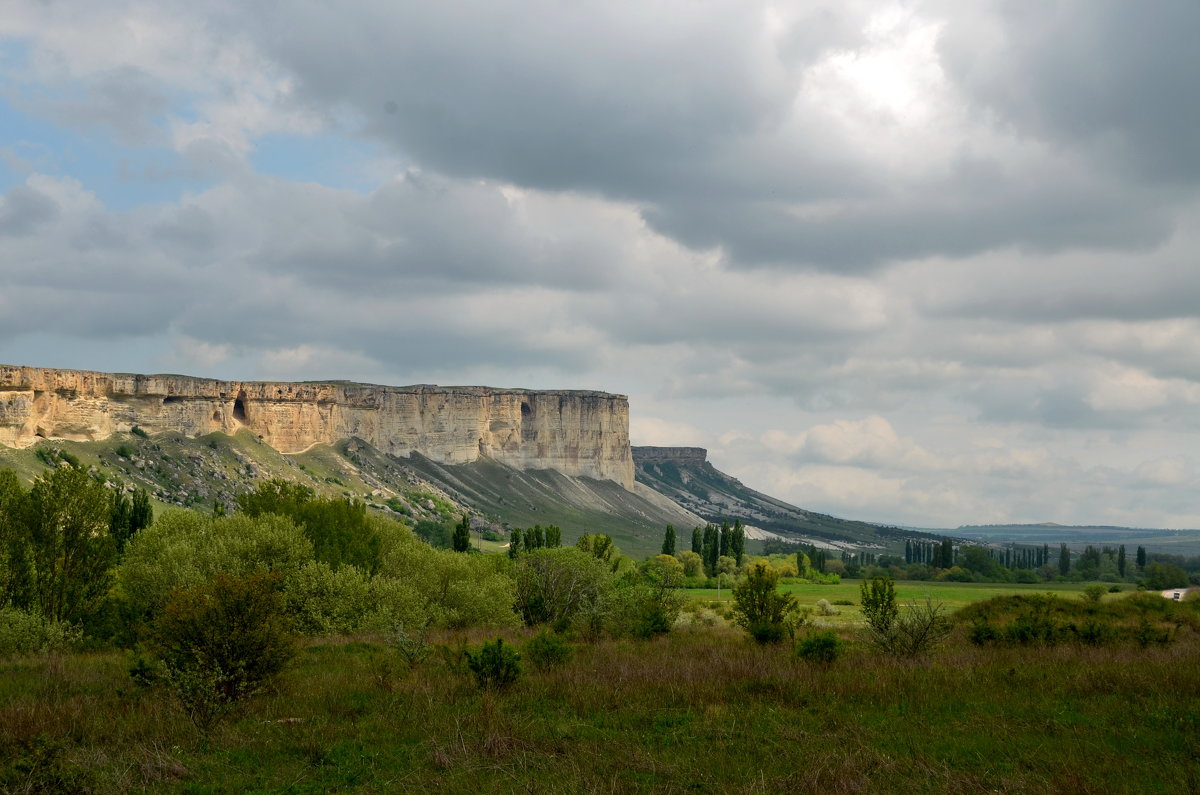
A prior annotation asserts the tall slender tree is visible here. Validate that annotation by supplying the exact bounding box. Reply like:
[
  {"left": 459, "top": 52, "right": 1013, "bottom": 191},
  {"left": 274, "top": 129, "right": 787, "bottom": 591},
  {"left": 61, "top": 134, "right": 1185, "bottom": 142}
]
[
  {"left": 731, "top": 519, "right": 745, "bottom": 565},
  {"left": 691, "top": 527, "right": 702, "bottom": 555},
  {"left": 508, "top": 528, "right": 522, "bottom": 559},
  {"left": 452, "top": 514, "right": 472, "bottom": 552},
  {"left": 1117, "top": 545, "right": 1127, "bottom": 577},
  {"left": 662, "top": 525, "right": 676, "bottom": 556},
  {"left": 1058, "top": 543, "right": 1071, "bottom": 576},
  {"left": 1136, "top": 545, "right": 1147, "bottom": 570}
]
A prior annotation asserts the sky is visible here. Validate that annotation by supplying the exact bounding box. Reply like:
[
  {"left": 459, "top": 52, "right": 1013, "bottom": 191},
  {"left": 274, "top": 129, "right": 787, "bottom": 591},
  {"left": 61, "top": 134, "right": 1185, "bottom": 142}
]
[{"left": 1, "top": 1, "right": 1198, "bottom": 530}]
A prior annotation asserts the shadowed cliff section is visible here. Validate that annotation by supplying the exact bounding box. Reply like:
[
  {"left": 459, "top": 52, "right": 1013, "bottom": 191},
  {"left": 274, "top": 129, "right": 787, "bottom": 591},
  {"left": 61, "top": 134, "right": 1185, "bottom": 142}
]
[{"left": 633, "top": 446, "right": 904, "bottom": 546}]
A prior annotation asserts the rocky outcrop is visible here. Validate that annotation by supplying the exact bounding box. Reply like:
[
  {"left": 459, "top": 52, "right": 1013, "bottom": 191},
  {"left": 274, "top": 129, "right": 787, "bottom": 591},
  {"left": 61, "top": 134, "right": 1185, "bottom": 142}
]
[
  {"left": 0, "top": 365, "right": 634, "bottom": 487},
  {"left": 632, "top": 446, "right": 708, "bottom": 464}
]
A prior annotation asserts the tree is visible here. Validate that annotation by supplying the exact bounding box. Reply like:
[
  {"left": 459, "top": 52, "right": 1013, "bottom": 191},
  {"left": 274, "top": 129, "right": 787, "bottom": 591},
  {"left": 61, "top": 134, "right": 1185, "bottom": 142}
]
[
  {"left": 691, "top": 527, "right": 702, "bottom": 555},
  {"left": 508, "top": 528, "right": 522, "bottom": 559},
  {"left": 110, "top": 488, "right": 153, "bottom": 554},
  {"left": 661, "top": 525, "right": 676, "bottom": 557},
  {"left": 719, "top": 521, "right": 732, "bottom": 558},
  {"left": 237, "top": 480, "right": 379, "bottom": 571},
  {"left": 1142, "top": 561, "right": 1189, "bottom": 591},
  {"left": 1136, "top": 545, "right": 1147, "bottom": 570},
  {"left": 702, "top": 524, "right": 719, "bottom": 576},
  {"left": 1059, "top": 544, "right": 1071, "bottom": 576},
  {"left": 545, "top": 525, "right": 562, "bottom": 548},
  {"left": 1117, "top": 545, "right": 1127, "bottom": 578},
  {"left": 452, "top": 514, "right": 472, "bottom": 552},
  {"left": 730, "top": 520, "right": 745, "bottom": 565},
  {"left": 24, "top": 466, "right": 117, "bottom": 624},
  {"left": 731, "top": 562, "right": 798, "bottom": 644}
]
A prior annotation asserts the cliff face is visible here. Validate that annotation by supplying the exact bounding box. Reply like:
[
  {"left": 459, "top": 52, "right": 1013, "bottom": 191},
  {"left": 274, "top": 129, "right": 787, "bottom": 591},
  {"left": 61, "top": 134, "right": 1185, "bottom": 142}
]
[
  {"left": 0, "top": 366, "right": 634, "bottom": 487},
  {"left": 632, "top": 446, "right": 708, "bottom": 464}
]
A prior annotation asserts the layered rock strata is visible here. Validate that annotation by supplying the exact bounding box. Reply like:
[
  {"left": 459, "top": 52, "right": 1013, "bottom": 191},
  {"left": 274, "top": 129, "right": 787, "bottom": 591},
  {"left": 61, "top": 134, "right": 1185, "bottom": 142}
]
[
  {"left": 632, "top": 446, "right": 708, "bottom": 464},
  {"left": 0, "top": 365, "right": 634, "bottom": 487}
]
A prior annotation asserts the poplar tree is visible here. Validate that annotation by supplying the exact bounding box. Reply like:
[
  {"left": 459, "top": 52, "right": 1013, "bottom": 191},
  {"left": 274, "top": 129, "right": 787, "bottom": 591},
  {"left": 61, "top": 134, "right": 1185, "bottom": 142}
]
[
  {"left": 508, "top": 528, "right": 522, "bottom": 558},
  {"left": 1136, "top": 545, "right": 1147, "bottom": 570},
  {"left": 1059, "top": 543, "right": 1071, "bottom": 576},
  {"left": 702, "top": 524, "right": 719, "bottom": 576},
  {"left": 452, "top": 515, "right": 472, "bottom": 552},
  {"left": 691, "top": 527, "right": 702, "bottom": 555},
  {"left": 719, "top": 521, "right": 732, "bottom": 558},
  {"left": 662, "top": 525, "right": 676, "bottom": 556},
  {"left": 731, "top": 519, "right": 745, "bottom": 565},
  {"left": 1117, "top": 545, "right": 1126, "bottom": 577}
]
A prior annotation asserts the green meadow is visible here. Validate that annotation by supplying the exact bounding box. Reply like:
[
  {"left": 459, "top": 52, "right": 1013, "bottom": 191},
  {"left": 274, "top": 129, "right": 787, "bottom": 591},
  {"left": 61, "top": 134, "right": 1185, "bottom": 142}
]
[{"left": 3, "top": 607, "right": 1198, "bottom": 794}]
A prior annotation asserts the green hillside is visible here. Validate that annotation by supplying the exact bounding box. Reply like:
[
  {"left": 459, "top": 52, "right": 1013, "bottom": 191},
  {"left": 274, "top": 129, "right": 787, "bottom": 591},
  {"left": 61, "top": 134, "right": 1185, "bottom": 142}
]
[{"left": 0, "top": 432, "right": 698, "bottom": 557}]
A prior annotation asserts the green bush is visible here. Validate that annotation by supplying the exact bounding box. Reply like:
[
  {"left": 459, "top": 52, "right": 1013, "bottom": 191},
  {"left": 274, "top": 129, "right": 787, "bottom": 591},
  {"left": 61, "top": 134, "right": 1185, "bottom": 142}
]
[
  {"left": 1082, "top": 584, "right": 1107, "bottom": 603},
  {"left": 795, "top": 630, "right": 841, "bottom": 665},
  {"left": 0, "top": 607, "right": 81, "bottom": 657},
  {"left": 732, "top": 562, "right": 799, "bottom": 644},
  {"left": 524, "top": 629, "right": 573, "bottom": 670},
  {"left": 150, "top": 572, "right": 297, "bottom": 735},
  {"left": 466, "top": 638, "right": 521, "bottom": 690},
  {"left": 0, "top": 734, "right": 93, "bottom": 794}
]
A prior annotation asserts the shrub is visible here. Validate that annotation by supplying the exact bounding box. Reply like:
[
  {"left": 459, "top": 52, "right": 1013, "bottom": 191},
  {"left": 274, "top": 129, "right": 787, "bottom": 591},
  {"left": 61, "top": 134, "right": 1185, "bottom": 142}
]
[
  {"left": 466, "top": 638, "right": 521, "bottom": 690},
  {"left": 513, "top": 547, "right": 611, "bottom": 628},
  {"left": 1082, "top": 584, "right": 1107, "bottom": 603},
  {"left": 860, "top": 577, "right": 898, "bottom": 639},
  {"left": 815, "top": 598, "right": 839, "bottom": 616},
  {"left": 150, "top": 572, "right": 296, "bottom": 736},
  {"left": 731, "top": 562, "right": 799, "bottom": 644},
  {"left": 0, "top": 607, "right": 81, "bottom": 657},
  {"left": 795, "top": 630, "right": 841, "bottom": 665},
  {"left": 862, "top": 583, "right": 952, "bottom": 658},
  {"left": 525, "top": 629, "right": 573, "bottom": 670},
  {"left": 131, "top": 425, "right": 149, "bottom": 438},
  {"left": 0, "top": 734, "right": 93, "bottom": 794},
  {"left": 832, "top": 599, "right": 854, "bottom": 606}
]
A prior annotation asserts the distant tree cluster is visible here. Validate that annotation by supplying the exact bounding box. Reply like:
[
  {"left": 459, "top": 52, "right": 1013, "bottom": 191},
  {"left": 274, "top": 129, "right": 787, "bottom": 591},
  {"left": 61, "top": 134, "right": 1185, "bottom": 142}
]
[{"left": 507, "top": 524, "right": 563, "bottom": 558}]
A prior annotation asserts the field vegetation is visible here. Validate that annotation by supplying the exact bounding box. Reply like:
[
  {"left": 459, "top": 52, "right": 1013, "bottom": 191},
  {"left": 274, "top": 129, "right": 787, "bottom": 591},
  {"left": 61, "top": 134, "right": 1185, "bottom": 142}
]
[{"left": 2, "top": 463, "right": 1200, "bottom": 792}]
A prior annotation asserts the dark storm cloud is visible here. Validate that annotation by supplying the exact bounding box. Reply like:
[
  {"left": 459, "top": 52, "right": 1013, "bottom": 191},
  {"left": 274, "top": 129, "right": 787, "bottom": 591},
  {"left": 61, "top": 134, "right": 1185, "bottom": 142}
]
[{"left": 215, "top": 0, "right": 1197, "bottom": 272}]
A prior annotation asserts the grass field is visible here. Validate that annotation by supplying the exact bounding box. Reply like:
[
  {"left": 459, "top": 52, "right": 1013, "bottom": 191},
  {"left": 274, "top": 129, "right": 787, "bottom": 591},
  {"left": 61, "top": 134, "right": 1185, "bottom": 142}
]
[
  {"left": 684, "top": 579, "right": 1115, "bottom": 625},
  {"left": 3, "top": 614, "right": 1198, "bottom": 794}
]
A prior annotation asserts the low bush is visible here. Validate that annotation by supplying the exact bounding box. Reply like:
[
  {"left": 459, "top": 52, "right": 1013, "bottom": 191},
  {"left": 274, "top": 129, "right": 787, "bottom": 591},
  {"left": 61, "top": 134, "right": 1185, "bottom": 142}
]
[
  {"left": 0, "top": 608, "right": 81, "bottom": 657},
  {"left": 795, "top": 630, "right": 841, "bottom": 665},
  {"left": 150, "top": 572, "right": 296, "bottom": 736},
  {"left": 525, "top": 629, "right": 573, "bottom": 670},
  {"left": 815, "top": 599, "right": 839, "bottom": 616},
  {"left": 465, "top": 638, "right": 521, "bottom": 690}
]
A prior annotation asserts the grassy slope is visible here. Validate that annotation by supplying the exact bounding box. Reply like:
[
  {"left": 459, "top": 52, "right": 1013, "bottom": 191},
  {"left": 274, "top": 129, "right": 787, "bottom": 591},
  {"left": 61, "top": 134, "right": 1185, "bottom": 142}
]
[{"left": 3, "top": 620, "right": 1197, "bottom": 793}]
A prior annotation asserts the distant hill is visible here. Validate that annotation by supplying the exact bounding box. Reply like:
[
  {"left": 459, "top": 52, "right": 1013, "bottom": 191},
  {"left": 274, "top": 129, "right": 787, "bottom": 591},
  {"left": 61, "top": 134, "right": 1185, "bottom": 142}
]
[
  {"left": 944, "top": 524, "right": 1200, "bottom": 556},
  {"left": 633, "top": 446, "right": 940, "bottom": 550}
]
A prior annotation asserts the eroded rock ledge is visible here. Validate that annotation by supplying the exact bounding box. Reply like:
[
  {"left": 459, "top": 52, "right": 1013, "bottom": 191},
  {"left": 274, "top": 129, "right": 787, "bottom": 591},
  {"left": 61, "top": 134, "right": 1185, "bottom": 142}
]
[{"left": 0, "top": 365, "right": 634, "bottom": 487}]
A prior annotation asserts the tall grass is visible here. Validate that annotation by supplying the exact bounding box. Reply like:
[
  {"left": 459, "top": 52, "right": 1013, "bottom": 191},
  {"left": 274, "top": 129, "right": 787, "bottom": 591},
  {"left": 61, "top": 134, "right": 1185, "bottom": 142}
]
[{"left": 2, "top": 611, "right": 1198, "bottom": 792}]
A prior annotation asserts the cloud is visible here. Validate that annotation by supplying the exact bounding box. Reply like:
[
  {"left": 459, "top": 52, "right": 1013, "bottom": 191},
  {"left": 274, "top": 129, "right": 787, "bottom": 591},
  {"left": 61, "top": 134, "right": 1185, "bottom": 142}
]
[{"left": 1, "top": 1, "right": 1199, "bottom": 530}]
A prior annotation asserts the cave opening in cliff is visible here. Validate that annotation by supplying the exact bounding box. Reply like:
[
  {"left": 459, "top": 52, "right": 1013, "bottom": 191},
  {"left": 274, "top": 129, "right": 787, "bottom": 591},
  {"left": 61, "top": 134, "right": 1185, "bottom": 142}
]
[
  {"left": 521, "top": 401, "right": 531, "bottom": 418},
  {"left": 233, "top": 393, "right": 247, "bottom": 422}
]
